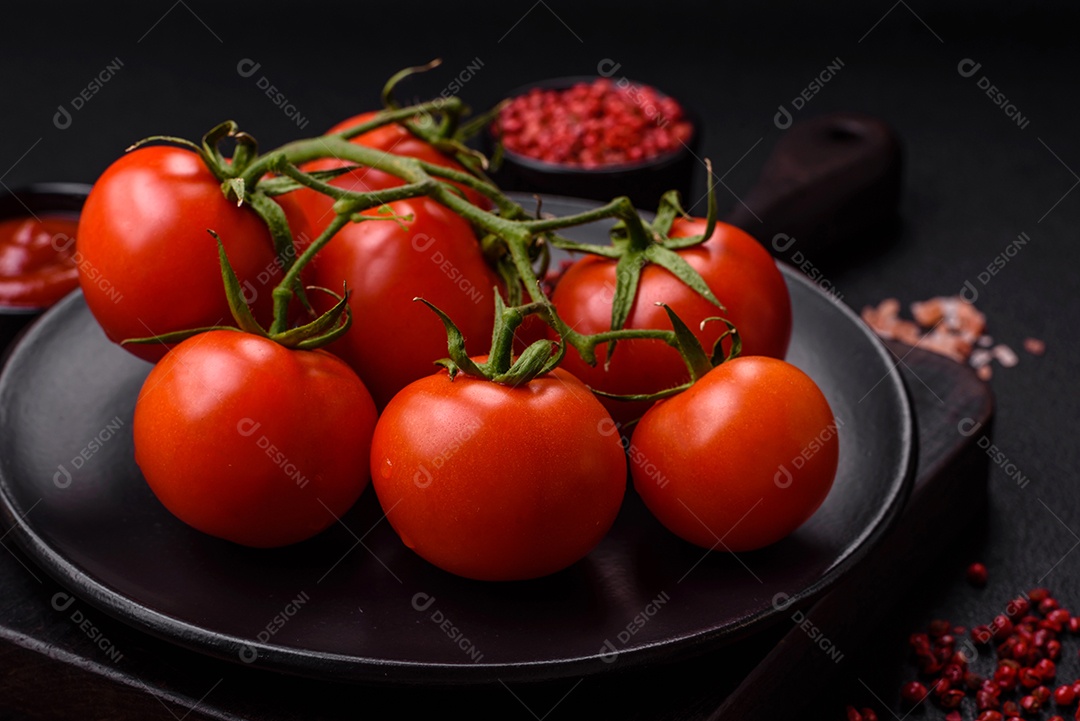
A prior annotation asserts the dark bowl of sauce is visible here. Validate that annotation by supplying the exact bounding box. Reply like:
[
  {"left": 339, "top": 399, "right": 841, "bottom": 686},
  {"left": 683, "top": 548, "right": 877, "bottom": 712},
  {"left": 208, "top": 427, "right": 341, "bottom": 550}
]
[{"left": 0, "top": 183, "right": 90, "bottom": 352}]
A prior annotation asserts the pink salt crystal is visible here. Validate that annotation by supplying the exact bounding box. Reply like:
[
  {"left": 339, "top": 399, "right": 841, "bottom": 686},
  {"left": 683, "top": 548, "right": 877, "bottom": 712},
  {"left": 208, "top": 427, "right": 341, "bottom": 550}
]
[
  {"left": 861, "top": 299, "right": 902, "bottom": 339},
  {"left": 865, "top": 296, "right": 987, "bottom": 365},
  {"left": 918, "top": 327, "right": 970, "bottom": 362},
  {"left": 992, "top": 344, "right": 1019, "bottom": 368},
  {"left": 952, "top": 298, "right": 986, "bottom": 338},
  {"left": 892, "top": 320, "right": 923, "bottom": 345},
  {"left": 939, "top": 297, "right": 962, "bottom": 330},
  {"left": 969, "top": 348, "right": 992, "bottom": 368},
  {"left": 1023, "top": 337, "right": 1045, "bottom": 356},
  {"left": 911, "top": 298, "right": 943, "bottom": 327}
]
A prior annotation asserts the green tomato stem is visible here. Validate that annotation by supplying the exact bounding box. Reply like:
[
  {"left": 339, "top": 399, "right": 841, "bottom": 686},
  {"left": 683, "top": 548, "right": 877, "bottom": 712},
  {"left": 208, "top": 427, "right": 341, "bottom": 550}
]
[{"left": 167, "top": 87, "right": 738, "bottom": 381}]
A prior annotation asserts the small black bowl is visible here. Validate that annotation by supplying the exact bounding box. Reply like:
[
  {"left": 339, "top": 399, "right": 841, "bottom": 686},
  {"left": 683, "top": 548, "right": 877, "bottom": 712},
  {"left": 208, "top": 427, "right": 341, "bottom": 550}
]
[
  {"left": 0, "top": 183, "right": 91, "bottom": 352},
  {"left": 486, "top": 77, "right": 701, "bottom": 211}
]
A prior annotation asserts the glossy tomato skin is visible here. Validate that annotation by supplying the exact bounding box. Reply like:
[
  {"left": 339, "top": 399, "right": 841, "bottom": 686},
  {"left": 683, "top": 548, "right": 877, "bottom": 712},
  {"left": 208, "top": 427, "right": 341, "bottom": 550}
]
[
  {"left": 133, "top": 331, "right": 377, "bottom": 548},
  {"left": 77, "top": 146, "right": 310, "bottom": 362},
  {"left": 370, "top": 367, "right": 627, "bottom": 581},
  {"left": 551, "top": 220, "right": 792, "bottom": 424},
  {"left": 630, "top": 356, "right": 838, "bottom": 552},
  {"left": 310, "top": 196, "right": 500, "bottom": 408},
  {"left": 296, "top": 111, "right": 488, "bottom": 234}
]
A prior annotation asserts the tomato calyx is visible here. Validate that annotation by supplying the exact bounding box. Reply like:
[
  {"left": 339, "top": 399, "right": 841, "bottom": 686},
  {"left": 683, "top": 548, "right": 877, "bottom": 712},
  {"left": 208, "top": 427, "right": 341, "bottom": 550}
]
[
  {"left": 418, "top": 286, "right": 738, "bottom": 401},
  {"left": 660, "top": 303, "right": 740, "bottom": 382},
  {"left": 379, "top": 59, "right": 496, "bottom": 178},
  {"left": 509, "top": 166, "right": 721, "bottom": 369},
  {"left": 586, "top": 303, "right": 742, "bottom": 403},
  {"left": 541, "top": 166, "right": 723, "bottom": 361},
  {"left": 128, "top": 114, "right": 466, "bottom": 335},
  {"left": 129, "top": 121, "right": 316, "bottom": 322},
  {"left": 419, "top": 294, "right": 564, "bottom": 387},
  {"left": 123, "top": 232, "right": 352, "bottom": 352}
]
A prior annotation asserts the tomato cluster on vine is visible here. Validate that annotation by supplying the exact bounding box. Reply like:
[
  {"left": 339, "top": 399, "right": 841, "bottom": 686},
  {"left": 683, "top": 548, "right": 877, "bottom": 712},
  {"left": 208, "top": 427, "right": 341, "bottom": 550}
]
[{"left": 73, "top": 65, "right": 839, "bottom": 582}]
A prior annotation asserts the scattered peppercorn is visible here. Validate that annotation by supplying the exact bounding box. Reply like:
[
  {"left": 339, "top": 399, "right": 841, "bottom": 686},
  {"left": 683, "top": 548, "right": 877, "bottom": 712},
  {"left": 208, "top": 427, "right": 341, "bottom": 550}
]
[
  {"left": 899, "top": 573, "right": 1080, "bottom": 720},
  {"left": 901, "top": 680, "right": 929, "bottom": 705},
  {"left": 843, "top": 705, "right": 880, "bottom": 721},
  {"left": 1019, "top": 693, "right": 1041, "bottom": 712},
  {"left": 968, "top": 562, "right": 989, "bottom": 587},
  {"left": 1036, "top": 658, "right": 1058, "bottom": 681}
]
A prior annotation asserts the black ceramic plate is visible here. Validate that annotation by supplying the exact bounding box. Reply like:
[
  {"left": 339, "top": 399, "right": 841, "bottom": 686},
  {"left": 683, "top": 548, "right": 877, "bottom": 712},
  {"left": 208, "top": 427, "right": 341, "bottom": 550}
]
[{"left": 0, "top": 196, "right": 915, "bottom": 685}]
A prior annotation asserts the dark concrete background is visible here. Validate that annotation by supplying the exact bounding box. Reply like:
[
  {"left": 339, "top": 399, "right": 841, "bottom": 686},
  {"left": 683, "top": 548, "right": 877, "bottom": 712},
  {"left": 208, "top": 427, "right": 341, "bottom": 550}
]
[{"left": 2, "top": 2, "right": 1079, "bottom": 718}]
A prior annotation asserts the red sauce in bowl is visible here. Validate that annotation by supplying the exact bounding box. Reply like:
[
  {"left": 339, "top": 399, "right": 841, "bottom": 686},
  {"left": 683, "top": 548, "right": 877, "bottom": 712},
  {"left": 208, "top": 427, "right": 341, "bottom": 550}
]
[{"left": 0, "top": 215, "right": 80, "bottom": 309}]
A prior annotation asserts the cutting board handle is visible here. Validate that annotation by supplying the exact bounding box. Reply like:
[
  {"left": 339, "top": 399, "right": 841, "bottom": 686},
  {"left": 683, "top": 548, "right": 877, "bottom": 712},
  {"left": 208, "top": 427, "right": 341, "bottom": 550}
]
[{"left": 723, "top": 112, "right": 903, "bottom": 259}]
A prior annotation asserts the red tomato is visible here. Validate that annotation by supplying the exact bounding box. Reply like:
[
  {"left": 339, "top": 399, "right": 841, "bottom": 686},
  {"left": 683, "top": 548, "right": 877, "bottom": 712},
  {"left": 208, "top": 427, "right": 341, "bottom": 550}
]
[
  {"left": 309, "top": 195, "right": 500, "bottom": 408},
  {"left": 0, "top": 215, "right": 80, "bottom": 308},
  {"left": 133, "top": 330, "right": 377, "bottom": 548},
  {"left": 551, "top": 219, "right": 791, "bottom": 423},
  {"left": 77, "top": 146, "right": 310, "bottom": 362},
  {"left": 297, "top": 111, "right": 488, "bottom": 234},
  {"left": 630, "top": 356, "right": 838, "bottom": 552},
  {"left": 370, "top": 365, "right": 627, "bottom": 581}
]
